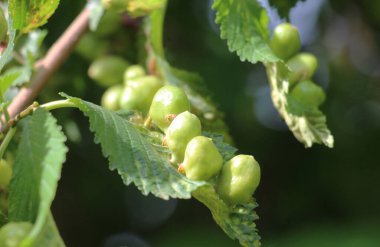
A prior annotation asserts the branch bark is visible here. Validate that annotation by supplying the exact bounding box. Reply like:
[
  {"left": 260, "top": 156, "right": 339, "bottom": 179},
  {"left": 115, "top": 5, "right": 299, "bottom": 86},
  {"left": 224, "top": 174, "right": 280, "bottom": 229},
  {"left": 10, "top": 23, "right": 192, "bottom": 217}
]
[{"left": 6, "top": 8, "right": 90, "bottom": 121}]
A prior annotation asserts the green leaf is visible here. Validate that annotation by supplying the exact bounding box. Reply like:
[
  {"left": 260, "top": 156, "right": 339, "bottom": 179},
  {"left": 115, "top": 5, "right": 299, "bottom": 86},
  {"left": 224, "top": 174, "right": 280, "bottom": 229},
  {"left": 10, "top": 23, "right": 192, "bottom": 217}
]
[
  {"left": 86, "top": 0, "right": 104, "bottom": 31},
  {"left": 8, "top": 108, "right": 67, "bottom": 246},
  {"left": 0, "top": 69, "right": 23, "bottom": 96},
  {"left": 266, "top": 62, "right": 334, "bottom": 148},
  {"left": 62, "top": 94, "right": 205, "bottom": 199},
  {"left": 268, "top": 0, "right": 305, "bottom": 19},
  {"left": 213, "top": 0, "right": 278, "bottom": 64},
  {"left": 20, "top": 29, "right": 48, "bottom": 64},
  {"left": 127, "top": 0, "right": 166, "bottom": 18},
  {"left": 193, "top": 185, "right": 260, "bottom": 247},
  {"left": 203, "top": 132, "right": 237, "bottom": 161},
  {"left": 9, "top": 0, "right": 60, "bottom": 33},
  {"left": 145, "top": 5, "right": 166, "bottom": 57},
  {"left": 33, "top": 213, "right": 65, "bottom": 247},
  {"left": 2, "top": 29, "right": 48, "bottom": 92},
  {"left": 0, "top": 15, "right": 16, "bottom": 73}
]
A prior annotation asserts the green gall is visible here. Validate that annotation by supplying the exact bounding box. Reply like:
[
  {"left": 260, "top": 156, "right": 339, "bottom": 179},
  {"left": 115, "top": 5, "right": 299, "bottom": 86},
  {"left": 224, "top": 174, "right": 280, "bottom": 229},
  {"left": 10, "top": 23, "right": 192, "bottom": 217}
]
[
  {"left": 290, "top": 80, "right": 326, "bottom": 107},
  {"left": 120, "top": 75, "right": 163, "bottom": 115},
  {"left": 88, "top": 55, "right": 129, "bottom": 87},
  {"left": 101, "top": 85, "right": 123, "bottom": 111},
  {"left": 166, "top": 111, "right": 202, "bottom": 164},
  {"left": 181, "top": 136, "right": 223, "bottom": 181},
  {"left": 287, "top": 53, "right": 318, "bottom": 86},
  {"left": 123, "top": 65, "right": 146, "bottom": 85},
  {"left": 216, "top": 155, "right": 261, "bottom": 205},
  {"left": 270, "top": 23, "right": 301, "bottom": 60},
  {"left": 75, "top": 33, "right": 109, "bottom": 61},
  {"left": 149, "top": 85, "right": 190, "bottom": 132}
]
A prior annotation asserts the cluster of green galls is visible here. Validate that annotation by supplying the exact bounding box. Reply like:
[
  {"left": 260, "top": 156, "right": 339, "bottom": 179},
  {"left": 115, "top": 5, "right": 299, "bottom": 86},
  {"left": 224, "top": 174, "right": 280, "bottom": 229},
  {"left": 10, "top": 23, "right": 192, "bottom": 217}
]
[
  {"left": 271, "top": 23, "right": 326, "bottom": 107},
  {"left": 91, "top": 62, "right": 261, "bottom": 205}
]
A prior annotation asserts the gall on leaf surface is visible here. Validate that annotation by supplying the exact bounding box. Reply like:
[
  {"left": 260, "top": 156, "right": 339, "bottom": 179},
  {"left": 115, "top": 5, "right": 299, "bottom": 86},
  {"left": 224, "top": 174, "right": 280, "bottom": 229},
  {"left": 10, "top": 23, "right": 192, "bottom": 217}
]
[
  {"left": 266, "top": 62, "right": 334, "bottom": 148},
  {"left": 62, "top": 94, "right": 205, "bottom": 200}
]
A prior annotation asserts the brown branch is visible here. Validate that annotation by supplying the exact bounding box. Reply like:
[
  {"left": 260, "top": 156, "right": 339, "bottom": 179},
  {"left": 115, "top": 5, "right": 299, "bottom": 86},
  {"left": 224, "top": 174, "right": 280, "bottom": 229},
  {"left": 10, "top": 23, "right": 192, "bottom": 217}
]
[{"left": 5, "top": 8, "right": 90, "bottom": 121}]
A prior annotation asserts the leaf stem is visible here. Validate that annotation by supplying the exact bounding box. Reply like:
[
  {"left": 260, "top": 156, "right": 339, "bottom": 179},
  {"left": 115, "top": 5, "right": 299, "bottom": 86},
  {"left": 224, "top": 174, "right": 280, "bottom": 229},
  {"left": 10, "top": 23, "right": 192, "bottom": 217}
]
[
  {"left": 0, "top": 100, "right": 77, "bottom": 135},
  {"left": 39, "top": 99, "right": 77, "bottom": 111},
  {"left": 0, "top": 127, "right": 16, "bottom": 160}
]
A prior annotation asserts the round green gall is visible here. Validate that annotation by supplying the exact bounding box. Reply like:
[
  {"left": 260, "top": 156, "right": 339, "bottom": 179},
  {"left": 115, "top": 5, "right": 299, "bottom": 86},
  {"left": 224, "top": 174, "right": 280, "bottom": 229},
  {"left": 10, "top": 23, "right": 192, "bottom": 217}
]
[
  {"left": 290, "top": 80, "right": 326, "bottom": 107},
  {"left": 0, "top": 222, "right": 33, "bottom": 247},
  {"left": 181, "top": 136, "right": 223, "bottom": 181},
  {"left": 0, "top": 8, "right": 7, "bottom": 43},
  {"left": 0, "top": 159, "right": 12, "bottom": 188},
  {"left": 287, "top": 53, "right": 318, "bottom": 86},
  {"left": 148, "top": 85, "right": 190, "bottom": 132},
  {"left": 75, "top": 33, "right": 109, "bottom": 61},
  {"left": 270, "top": 23, "right": 301, "bottom": 60},
  {"left": 166, "top": 111, "right": 202, "bottom": 164},
  {"left": 216, "top": 155, "right": 261, "bottom": 205},
  {"left": 101, "top": 85, "right": 123, "bottom": 111},
  {"left": 123, "top": 65, "right": 146, "bottom": 85},
  {"left": 120, "top": 75, "right": 163, "bottom": 115},
  {"left": 88, "top": 55, "right": 129, "bottom": 87}
]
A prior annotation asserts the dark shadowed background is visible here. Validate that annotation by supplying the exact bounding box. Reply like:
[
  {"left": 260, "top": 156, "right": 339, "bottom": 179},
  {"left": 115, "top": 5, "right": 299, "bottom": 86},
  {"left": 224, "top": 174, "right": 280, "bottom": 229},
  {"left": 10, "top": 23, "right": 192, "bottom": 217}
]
[{"left": 40, "top": 0, "right": 380, "bottom": 246}]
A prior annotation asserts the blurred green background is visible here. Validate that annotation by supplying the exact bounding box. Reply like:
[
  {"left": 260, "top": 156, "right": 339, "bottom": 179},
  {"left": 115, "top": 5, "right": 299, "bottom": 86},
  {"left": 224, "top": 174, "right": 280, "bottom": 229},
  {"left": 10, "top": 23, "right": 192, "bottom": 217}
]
[{"left": 38, "top": 0, "right": 380, "bottom": 246}]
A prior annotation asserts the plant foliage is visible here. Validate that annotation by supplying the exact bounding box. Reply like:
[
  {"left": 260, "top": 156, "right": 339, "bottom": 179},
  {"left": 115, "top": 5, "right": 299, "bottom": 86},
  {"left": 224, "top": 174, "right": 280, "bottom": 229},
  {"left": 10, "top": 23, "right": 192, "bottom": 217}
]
[
  {"left": 9, "top": 0, "right": 60, "bottom": 33},
  {"left": 213, "top": 0, "right": 278, "bottom": 64},
  {"left": 266, "top": 62, "right": 333, "bottom": 147},
  {"left": 8, "top": 108, "right": 67, "bottom": 246},
  {"left": 63, "top": 94, "right": 205, "bottom": 199},
  {"left": 213, "top": 0, "right": 334, "bottom": 147}
]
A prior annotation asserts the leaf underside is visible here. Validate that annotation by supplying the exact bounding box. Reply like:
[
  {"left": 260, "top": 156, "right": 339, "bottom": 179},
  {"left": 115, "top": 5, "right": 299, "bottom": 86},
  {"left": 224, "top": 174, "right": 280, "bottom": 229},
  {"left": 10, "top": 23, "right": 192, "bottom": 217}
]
[
  {"left": 9, "top": 108, "right": 67, "bottom": 246},
  {"left": 193, "top": 185, "right": 261, "bottom": 247},
  {"left": 266, "top": 62, "right": 334, "bottom": 148}
]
